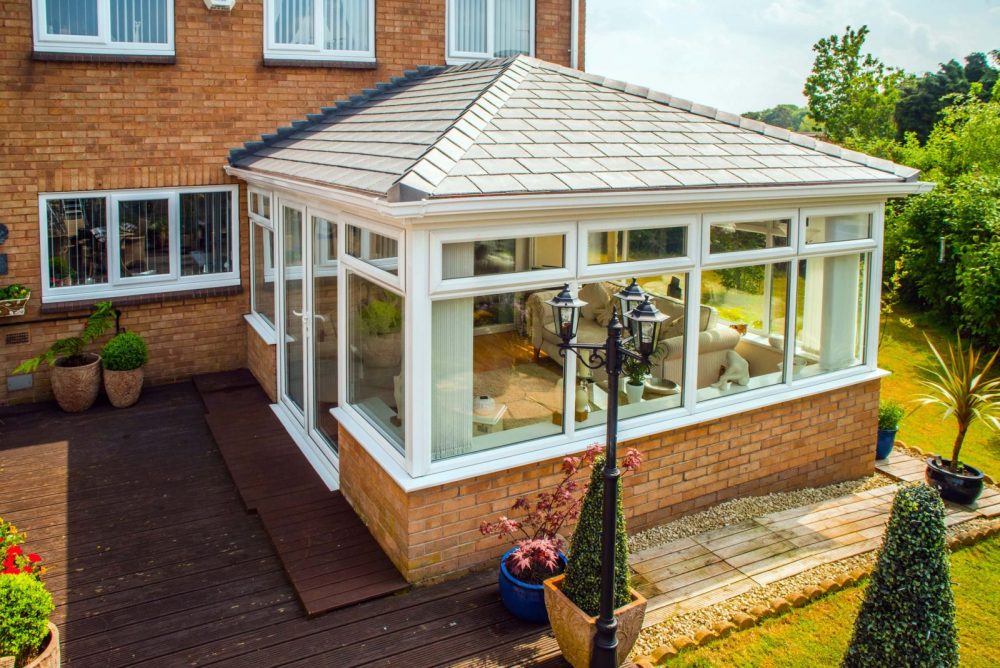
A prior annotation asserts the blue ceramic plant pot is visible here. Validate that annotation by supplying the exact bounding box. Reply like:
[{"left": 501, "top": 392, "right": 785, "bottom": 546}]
[
  {"left": 876, "top": 428, "right": 897, "bottom": 460},
  {"left": 498, "top": 546, "right": 567, "bottom": 624}
]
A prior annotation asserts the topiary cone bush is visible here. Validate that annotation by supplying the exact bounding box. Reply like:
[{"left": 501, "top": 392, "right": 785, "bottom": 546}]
[
  {"left": 842, "top": 484, "right": 958, "bottom": 668},
  {"left": 561, "top": 455, "right": 631, "bottom": 617}
]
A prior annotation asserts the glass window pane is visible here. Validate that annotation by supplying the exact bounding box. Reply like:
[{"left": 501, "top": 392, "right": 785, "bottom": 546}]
[
  {"left": 432, "top": 287, "right": 564, "bottom": 461},
  {"left": 119, "top": 198, "right": 170, "bottom": 279},
  {"left": 275, "top": 0, "right": 315, "bottom": 45},
  {"left": 804, "top": 213, "right": 871, "bottom": 245},
  {"left": 313, "top": 216, "right": 339, "bottom": 448},
  {"left": 346, "top": 225, "right": 398, "bottom": 275},
  {"left": 709, "top": 219, "right": 790, "bottom": 254},
  {"left": 574, "top": 275, "right": 686, "bottom": 430},
  {"left": 283, "top": 206, "right": 305, "bottom": 412},
  {"left": 110, "top": 0, "right": 169, "bottom": 44},
  {"left": 794, "top": 254, "right": 869, "bottom": 378},
  {"left": 493, "top": 0, "right": 530, "bottom": 57},
  {"left": 252, "top": 224, "right": 275, "bottom": 327},
  {"left": 453, "top": 0, "right": 487, "bottom": 53},
  {"left": 180, "top": 192, "right": 231, "bottom": 276},
  {"left": 324, "top": 0, "right": 369, "bottom": 52},
  {"left": 349, "top": 274, "right": 404, "bottom": 452},
  {"left": 45, "top": 197, "right": 107, "bottom": 288},
  {"left": 442, "top": 235, "right": 564, "bottom": 279},
  {"left": 45, "top": 0, "right": 98, "bottom": 37},
  {"left": 587, "top": 227, "right": 686, "bottom": 265},
  {"left": 697, "top": 262, "right": 790, "bottom": 400}
]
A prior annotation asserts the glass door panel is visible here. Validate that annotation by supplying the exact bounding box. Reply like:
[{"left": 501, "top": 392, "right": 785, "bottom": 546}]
[
  {"left": 282, "top": 205, "right": 306, "bottom": 414},
  {"left": 312, "top": 215, "right": 339, "bottom": 449}
]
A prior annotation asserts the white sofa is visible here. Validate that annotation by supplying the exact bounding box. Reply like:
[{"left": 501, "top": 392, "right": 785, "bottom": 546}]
[{"left": 527, "top": 283, "right": 742, "bottom": 389}]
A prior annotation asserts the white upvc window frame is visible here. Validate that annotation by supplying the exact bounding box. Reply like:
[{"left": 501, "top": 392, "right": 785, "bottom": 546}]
[
  {"left": 798, "top": 204, "right": 878, "bottom": 254},
  {"left": 445, "top": 0, "right": 535, "bottom": 64},
  {"left": 702, "top": 209, "right": 799, "bottom": 267},
  {"left": 32, "top": 0, "right": 175, "bottom": 57},
  {"left": 342, "top": 213, "right": 405, "bottom": 292},
  {"left": 39, "top": 185, "right": 239, "bottom": 304},
  {"left": 264, "top": 0, "right": 376, "bottom": 63},
  {"left": 247, "top": 187, "right": 277, "bottom": 341},
  {"left": 578, "top": 214, "right": 696, "bottom": 281}
]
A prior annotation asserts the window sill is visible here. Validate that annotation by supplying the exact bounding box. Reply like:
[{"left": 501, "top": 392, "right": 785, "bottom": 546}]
[
  {"left": 32, "top": 50, "right": 176, "bottom": 65},
  {"left": 39, "top": 284, "right": 242, "bottom": 314},
  {"left": 263, "top": 58, "right": 377, "bottom": 69},
  {"left": 244, "top": 312, "right": 277, "bottom": 345}
]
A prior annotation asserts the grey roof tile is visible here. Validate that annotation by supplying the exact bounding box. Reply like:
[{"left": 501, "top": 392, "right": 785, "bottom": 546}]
[
  {"left": 513, "top": 173, "right": 567, "bottom": 191},
  {"left": 517, "top": 157, "right": 567, "bottom": 173},
  {"left": 478, "top": 158, "right": 530, "bottom": 175},
  {"left": 468, "top": 174, "right": 527, "bottom": 192},
  {"left": 555, "top": 172, "right": 608, "bottom": 190}
]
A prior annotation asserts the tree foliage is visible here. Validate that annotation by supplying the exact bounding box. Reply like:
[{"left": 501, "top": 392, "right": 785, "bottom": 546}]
[
  {"left": 742, "top": 104, "right": 814, "bottom": 131},
  {"left": 804, "top": 25, "right": 906, "bottom": 143}
]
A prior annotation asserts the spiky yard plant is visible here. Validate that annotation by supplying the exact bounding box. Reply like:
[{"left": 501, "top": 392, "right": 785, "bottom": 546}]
[
  {"left": 842, "top": 484, "right": 958, "bottom": 668},
  {"left": 912, "top": 333, "right": 1000, "bottom": 472},
  {"left": 14, "top": 301, "right": 115, "bottom": 373}
]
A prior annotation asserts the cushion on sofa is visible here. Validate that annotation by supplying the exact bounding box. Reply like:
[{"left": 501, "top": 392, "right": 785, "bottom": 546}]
[{"left": 579, "top": 282, "right": 611, "bottom": 321}]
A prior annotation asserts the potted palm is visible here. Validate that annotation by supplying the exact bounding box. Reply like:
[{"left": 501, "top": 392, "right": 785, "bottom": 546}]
[
  {"left": 1, "top": 517, "right": 58, "bottom": 668},
  {"left": 876, "top": 400, "right": 905, "bottom": 460},
  {"left": 913, "top": 334, "right": 999, "bottom": 505},
  {"left": 543, "top": 449, "right": 645, "bottom": 668},
  {"left": 101, "top": 331, "right": 149, "bottom": 408},
  {"left": 13, "top": 302, "right": 115, "bottom": 413}
]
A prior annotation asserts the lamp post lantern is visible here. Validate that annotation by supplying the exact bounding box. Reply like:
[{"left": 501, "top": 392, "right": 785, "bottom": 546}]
[{"left": 545, "top": 281, "right": 667, "bottom": 668}]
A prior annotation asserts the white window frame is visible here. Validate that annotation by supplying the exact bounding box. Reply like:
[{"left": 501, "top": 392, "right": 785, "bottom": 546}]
[
  {"left": 342, "top": 213, "right": 405, "bottom": 291},
  {"left": 702, "top": 209, "right": 799, "bottom": 267},
  {"left": 39, "top": 185, "right": 239, "bottom": 303},
  {"left": 446, "top": 0, "right": 535, "bottom": 64},
  {"left": 32, "top": 0, "right": 175, "bottom": 57},
  {"left": 798, "top": 204, "right": 878, "bottom": 255},
  {"left": 578, "top": 214, "right": 696, "bottom": 281},
  {"left": 264, "top": 0, "right": 376, "bottom": 63}
]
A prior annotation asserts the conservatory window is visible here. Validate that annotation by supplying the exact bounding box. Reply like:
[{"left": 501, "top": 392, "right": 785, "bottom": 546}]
[
  {"left": 707, "top": 218, "right": 790, "bottom": 255},
  {"left": 266, "top": 0, "right": 375, "bottom": 62},
  {"left": 33, "top": 0, "right": 174, "bottom": 56},
  {"left": 803, "top": 213, "right": 872, "bottom": 246},
  {"left": 346, "top": 225, "right": 398, "bottom": 275},
  {"left": 441, "top": 234, "right": 565, "bottom": 280},
  {"left": 447, "top": 0, "right": 533, "bottom": 62},
  {"left": 587, "top": 226, "right": 686, "bottom": 266},
  {"left": 251, "top": 223, "right": 276, "bottom": 327}
]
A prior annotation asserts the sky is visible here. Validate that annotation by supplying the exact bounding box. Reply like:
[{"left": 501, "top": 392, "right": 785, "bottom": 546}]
[{"left": 585, "top": 0, "right": 1000, "bottom": 114}]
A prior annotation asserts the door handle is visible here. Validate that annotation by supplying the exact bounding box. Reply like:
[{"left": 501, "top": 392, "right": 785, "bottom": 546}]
[
  {"left": 292, "top": 309, "right": 306, "bottom": 318},
  {"left": 314, "top": 314, "right": 327, "bottom": 323}
]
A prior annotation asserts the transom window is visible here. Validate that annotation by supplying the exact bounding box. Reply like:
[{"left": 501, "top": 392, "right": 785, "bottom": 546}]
[
  {"left": 32, "top": 0, "right": 174, "bottom": 56},
  {"left": 447, "top": 0, "right": 534, "bottom": 63},
  {"left": 265, "top": 0, "right": 375, "bottom": 62},
  {"left": 40, "top": 186, "right": 238, "bottom": 302}
]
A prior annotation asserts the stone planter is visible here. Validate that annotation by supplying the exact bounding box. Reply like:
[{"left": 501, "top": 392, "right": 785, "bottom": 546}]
[
  {"left": 542, "top": 574, "right": 647, "bottom": 668},
  {"left": 51, "top": 354, "right": 102, "bottom": 413},
  {"left": 1, "top": 622, "right": 61, "bottom": 668},
  {"left": 103, "top": 367, "right": 144, "bottom": 408}
]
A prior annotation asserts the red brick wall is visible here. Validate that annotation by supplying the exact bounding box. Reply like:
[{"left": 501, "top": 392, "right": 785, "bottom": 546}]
[
  {"left": 247, "top": 326, "right": 277, "bottom": 404},
  {"left": 0, "top": 1, "right": 582, "bottom": 404},
  {"left": 340, "top": 380, "right": 879, "bottom": 583}
]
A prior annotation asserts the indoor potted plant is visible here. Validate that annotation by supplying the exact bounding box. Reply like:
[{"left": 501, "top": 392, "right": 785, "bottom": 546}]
[
  {"left": 479, "top": 447, "right": 605, "bottom": 623},
  {"left": 13, "top": 302, "right": 115, "bottom": 413},
  {"left": 913, "top": 333, "right": 999, "bottom": 505},
  {"left": 621, "top": 355, "right": 648, "bottom": 405},
  {"left": 1, "top": 517, "right": 58, "bottom": 668},
  {"left": 876, "top": 399, "right": 905, "bottom": 460},
  {"left": 543, "top": 449, "right": 645, "bottom": 668},
  {"left": 0, "top": 283, "right": 31, "bottom": 318},
  {"left": 101, "top": 330, "right": 149, "bottom": 408},
  {"left": 359, "top": 297, "right": 402, "bottom": 369}
]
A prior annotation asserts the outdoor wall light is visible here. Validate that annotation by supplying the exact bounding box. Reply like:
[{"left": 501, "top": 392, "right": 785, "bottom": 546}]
[
  {"left": 613, "top": 278, "right": 646, "bottom": 322},
  {"left": 545, "top": 283, "right": 587, "bottom": 340}
]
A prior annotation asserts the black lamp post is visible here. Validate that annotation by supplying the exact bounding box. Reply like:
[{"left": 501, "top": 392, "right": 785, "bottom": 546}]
[{"left": 545, "top": 282, "right": 667, "bottom": 668}]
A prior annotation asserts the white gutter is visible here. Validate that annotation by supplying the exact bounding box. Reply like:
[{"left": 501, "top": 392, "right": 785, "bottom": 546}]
[{"left": 570, "top": 0, "right": 579, "bottom": 70}]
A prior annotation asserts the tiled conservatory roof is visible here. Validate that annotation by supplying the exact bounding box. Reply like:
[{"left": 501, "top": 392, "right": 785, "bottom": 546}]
[{"left": 229, "top": 55, "right": 919, "bottom": 203}]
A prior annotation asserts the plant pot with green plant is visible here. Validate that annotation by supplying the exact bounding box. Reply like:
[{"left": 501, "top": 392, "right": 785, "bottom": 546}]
[
  {"left": 621, "top": 355, "right": 648, "bottom": 405},
  {"left": 0, "top": 284, "right": 31, "bottom": 318},
  {"left": 359, "top": 297, "right": 402, "bottom": 369},
  {"left": 13, "top": 302, "right": 115, "bottom": 413},
  {"left": 543, "top": 449, "right": 645, "bottom": 668},
  {"left": 876, "top": 399, "right": 905, "bottom": 460},
  {"left": 913, "top": 333, "right": 999, "bottom": 505},
  {"left": 1, "top": 517, "right": 59, "bottom": 668},
  {"left": 101, "top": 331, "right": 148, "bottom": 409}
]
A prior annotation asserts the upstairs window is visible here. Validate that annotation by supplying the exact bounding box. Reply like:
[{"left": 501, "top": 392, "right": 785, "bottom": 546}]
[
  {"left": 33, "top": 0, "right": 174, "bottom": 56},
  {"left": 266, "top": 0, "right": 375, "bottom": 62},
  {"left": 447, "top": 0, "right": 533, "bottom": 63}
]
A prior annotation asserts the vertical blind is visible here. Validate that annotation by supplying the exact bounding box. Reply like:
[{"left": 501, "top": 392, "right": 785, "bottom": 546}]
[
  {"left": 119, "top": 199, "right": 170, "bottom": 278},
  {"left": 46, "top": 197, "right": 107, "bottom": 288},
  {"left": 45, "top": 0, "right": 99, "bottom": 36},
  {"left": 110, "top": 0, "right": 169, "bottom": 44},
  {"left": 453, "top": 0, "right": 487, "bottom": 54},
  {"left": 275, "top": 0, "right": 315, "bottom": 45},
  {"left": 493, "top": 0, "right": 529, "bottom": 57},
  {"left": 180, "top": 192, "right": 231, "bottom": 276},
  {"left": 324, "top": 0, "right": 369, "bottom": 52}
]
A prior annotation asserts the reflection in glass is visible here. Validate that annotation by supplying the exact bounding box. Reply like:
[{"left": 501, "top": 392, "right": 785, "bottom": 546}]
[
  {"left": 709, "top": 219, "right": 789, "bottom": 254},
  {"left": 442, "top": 235, "right": 565, "bottom": 279},
  {"left": 251, "top": 224, "right": 275, "bottom": 326},
  {"left": 180, "top": 191, "right": 231, "bottom": 276},
  {"left": 493, "top": 0, "right": 530, "bottom": 57},
  {"left": 804, "top": 213, "right": 871, "bottom": 244},
  {"left": 587, "top": 227, "right": 686, "bottom": 265},
  {"left": 119, "top": 198, "right": 170, "bottom": 278},
  {"left": 313, "top": 216, "right": 339, "bottom": 449},
  {"left": 346, "top": 225, "right": 398, "bottom": 275},
  {"left": 45, "top": 197, "right": 107, "bottom": 288},
  {"left": 283, "top": 206, "right": 306, "bottom": 413}
]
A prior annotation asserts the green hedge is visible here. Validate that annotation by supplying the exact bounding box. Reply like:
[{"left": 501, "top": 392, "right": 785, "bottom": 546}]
[{"left": 0, "top": 573, "right": 53, "bottom": 664}]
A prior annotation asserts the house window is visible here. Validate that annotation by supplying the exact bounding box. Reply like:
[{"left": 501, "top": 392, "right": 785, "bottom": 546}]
[
  {"left": 266, "top": 0, "right": 375, "bottom": 62},
  {"left": 442, "top": 234, "right": 565, "bottom": 280},
  {"left": 251, "top": 223, "right": 276, "bottom": 327},
  {"left": 33, "top": 0, "right": 174, "bottom": 56},
  {"left": 447, "top": 0, "right": 533, "bottom": 62},
  {"left": 40, "top": 186, "right": 238, "bottom": 302}
]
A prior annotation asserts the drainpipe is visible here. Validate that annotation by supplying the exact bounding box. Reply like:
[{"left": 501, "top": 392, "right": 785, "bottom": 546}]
[{"left": 570, "top": 0, "right": 579, "bottom": 69}]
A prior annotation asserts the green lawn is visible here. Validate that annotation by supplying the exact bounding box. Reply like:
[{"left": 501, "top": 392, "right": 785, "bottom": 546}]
[
  {"left": 878, "top": 306, "right": 1000, "bottom": 477},
  {"left": 661, "top": 535, "right": 1000, "bottom": 667}
]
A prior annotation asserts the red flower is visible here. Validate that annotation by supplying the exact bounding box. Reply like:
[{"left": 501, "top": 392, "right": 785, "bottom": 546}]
[
  {"left": 2, "top": 556, "right": 14, "bottom": 569},
  {"left": 27, "top": 553, "right": 41, "bottom": 563},
  {"left": 6, "top": 545, "right": 22, "bottom": 557},
  {"left": 23, "top": 565, "right": 32, "bottom": 574},
  {"left": 1, "top": 567, "right": 18, "bottom": 575}
]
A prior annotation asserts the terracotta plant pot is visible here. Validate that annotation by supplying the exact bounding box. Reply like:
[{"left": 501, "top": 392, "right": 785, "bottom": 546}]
[
  {"left": 543, "top": 574, "right": 647, "bottom": 668},
  {"left": 50, "top": 354, "right": 101, "bottom": 413},
  {"left": 2, "top": 622, "right": 61, "bottom": 668},
  {"left": 103, "top": 367, "right": 145, "bottom": 408}
]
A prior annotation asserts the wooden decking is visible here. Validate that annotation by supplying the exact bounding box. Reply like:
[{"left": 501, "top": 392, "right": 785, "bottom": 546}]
[
  {"left": 193, "top": 369, "right": 408, "bottom": 616},
  {"left": 0, "top": 382, "right": 562, "bottom": 667}
]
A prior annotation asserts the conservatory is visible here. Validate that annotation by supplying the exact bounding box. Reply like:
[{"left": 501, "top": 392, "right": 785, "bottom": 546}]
[{"left": 227, "top": 56, "right": 930, "bottom": 581}]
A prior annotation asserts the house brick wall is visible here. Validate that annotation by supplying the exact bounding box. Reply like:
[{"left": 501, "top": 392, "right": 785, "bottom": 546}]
[
  {"left": 340, "top": 379, "right": 879, "bottom": 583},
  {"left": 0, "top": 0, "right": 582, "bottom": 404},
  {"left": 247, "top": 326, "right": 277, "bottom": 404}
]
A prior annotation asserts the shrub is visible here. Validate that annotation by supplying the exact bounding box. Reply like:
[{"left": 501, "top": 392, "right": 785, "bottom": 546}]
[
  {"left": 877, "top": 400, "right": 905, "bottom": 430},
  {"left": 101, "top": 331, "right": 149, "bottom": 371},
  {"left": 842, "top": 484, "right": 958, "bottom": 668},
  {"left": 562, "top": 453, "right": 637, "bottom": 616},
  {"left": 359, "top": 299, "right": 402, "bottom": 336},
  {"left": 0, "top": 573, "right": 54, "bottom": 664}
]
